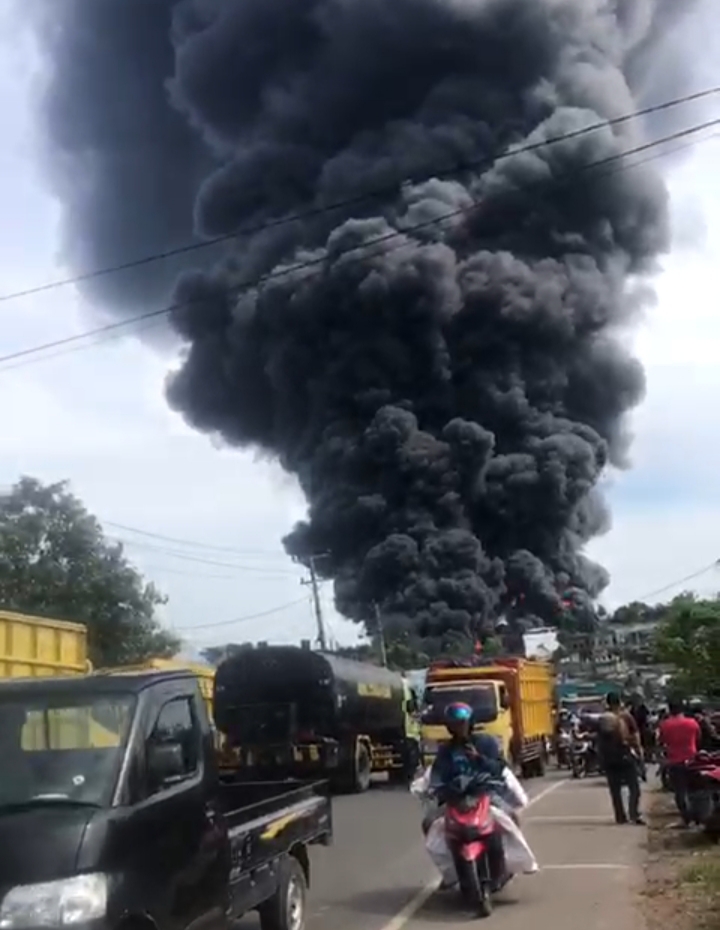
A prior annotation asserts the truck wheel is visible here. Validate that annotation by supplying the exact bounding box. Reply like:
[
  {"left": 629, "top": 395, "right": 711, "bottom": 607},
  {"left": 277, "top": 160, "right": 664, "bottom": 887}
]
[
  {"left": 352, "top": 743, "right": 372, "bottom": 793},
  {"left": 259, "top": 856, "right": 307, "bottom": 930}
]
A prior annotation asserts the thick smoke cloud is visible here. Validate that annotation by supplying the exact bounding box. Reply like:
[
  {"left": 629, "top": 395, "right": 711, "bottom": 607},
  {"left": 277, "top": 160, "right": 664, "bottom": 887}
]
[
  {"left": 29, "top": 0, "right": 703, "bottom": 651},
  {"left": 26, "top": 0, "right": 213, "bottom": 316}
]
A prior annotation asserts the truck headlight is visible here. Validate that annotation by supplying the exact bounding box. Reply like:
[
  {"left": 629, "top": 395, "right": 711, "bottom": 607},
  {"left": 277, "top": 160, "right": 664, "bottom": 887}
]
[{"left": 0, "top": 874, "right": 108, "bottom": 928}]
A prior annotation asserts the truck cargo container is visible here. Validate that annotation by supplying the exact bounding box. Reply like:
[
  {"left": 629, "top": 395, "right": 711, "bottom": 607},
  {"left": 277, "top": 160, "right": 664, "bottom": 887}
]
[
  {"left": 214, "top": 645, "right": 419, "bottom": 791},
  {"left": 0, "top": 609, "right": 89, "bottom": 679},
  {"left": 421, "top": 656, "right": 554, "bottom": 778},
  {"left": 107, "top": 657, "right": 215, "bottom": 722}
]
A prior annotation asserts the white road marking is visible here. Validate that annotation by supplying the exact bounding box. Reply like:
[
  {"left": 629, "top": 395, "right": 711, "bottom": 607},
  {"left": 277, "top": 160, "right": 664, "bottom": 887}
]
[
  {"left": 377, "top": 778, "right": 568, "bottom": 930},
  {"left": 378, "top": 881, "right": 440, "bottom": 930}
]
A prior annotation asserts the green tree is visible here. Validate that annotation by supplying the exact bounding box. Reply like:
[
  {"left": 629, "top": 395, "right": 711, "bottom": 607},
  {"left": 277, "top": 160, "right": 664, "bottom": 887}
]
[
  {"left": 0, "top": 477, "right": 179, "bottom": 667},
  {"left": 654, "top": 594, "right": 720, "bottom": 697}
]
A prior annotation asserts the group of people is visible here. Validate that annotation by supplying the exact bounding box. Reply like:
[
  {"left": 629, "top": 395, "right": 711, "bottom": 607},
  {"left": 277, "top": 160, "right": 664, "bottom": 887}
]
[
  {"left": 423, "top": 694, "right": 719, "bottom": 861},
  {"left": 567, "top": 693, "right": 718, "bottom": 825}
]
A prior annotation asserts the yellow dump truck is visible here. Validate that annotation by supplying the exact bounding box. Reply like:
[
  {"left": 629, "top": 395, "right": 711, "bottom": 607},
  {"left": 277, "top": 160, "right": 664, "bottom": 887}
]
[
  {"left": 0, "top": 609, "right": 122, "bottom": 748},
  {"left": 420, "top": 656, "right": 555, "bottom": 778},
  {"left": 0, "top": 609, "right": 90, "bottom": 678},
  {"left": 0, "top": 610, "right": 217, "bottom": 746},
  {"left": 109, "top": 657, "right": 215, "bottom": 723}
]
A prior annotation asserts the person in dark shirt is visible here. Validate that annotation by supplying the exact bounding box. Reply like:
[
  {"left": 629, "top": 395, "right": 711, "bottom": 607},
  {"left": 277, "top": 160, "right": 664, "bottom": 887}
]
[
  {"left": 429, "top": 702, "right": 510, "bottom": 890},
  {"left": 687, "top": 700, "right": 719, "bottom": 752},
  {"left": 430, "top": 702, "right": 506, "bottom": 791},
  {"left": 629, "top": 694, "right": 651, "bottom": 750},
  {"left": 597, "top": 692, "right": 644, "bottom": 825}
]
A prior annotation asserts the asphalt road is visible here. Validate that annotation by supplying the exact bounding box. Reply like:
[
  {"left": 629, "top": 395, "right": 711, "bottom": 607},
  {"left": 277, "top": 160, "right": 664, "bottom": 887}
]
[{"left": 240, "top": 771, "right": 648, "bottom": 930}]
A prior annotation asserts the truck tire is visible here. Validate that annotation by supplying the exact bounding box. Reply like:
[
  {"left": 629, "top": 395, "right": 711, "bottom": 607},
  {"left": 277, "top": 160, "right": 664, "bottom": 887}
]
[
  {"left": 352, "top": 743, "right": 372, "bottom": 793},
  {"left": 390, "top": 740, "right": 420, "bottom": 786},
  {"left": 259, "top": 856, "right": 307, "bottom": 930}
]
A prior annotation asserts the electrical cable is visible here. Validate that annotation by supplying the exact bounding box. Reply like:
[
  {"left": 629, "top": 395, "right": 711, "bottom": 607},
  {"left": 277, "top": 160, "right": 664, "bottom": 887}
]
[
  {"left": 101, "top": 518, "right": 287, "bottom": 558},
  {"left": 631, "top": 558, "right": 720, "bottom": 603},
  {"left": 108, "top": 535, "right": 299, "bottom": 575},
  {"left": 177, "top": 595, "right": 310, "bottom": 631},
  {"left": 0, "top": 83, "right": 717, "bottom": 308},
  {"left": 2, "top": 113, "right": 719, "bottom": 373}
]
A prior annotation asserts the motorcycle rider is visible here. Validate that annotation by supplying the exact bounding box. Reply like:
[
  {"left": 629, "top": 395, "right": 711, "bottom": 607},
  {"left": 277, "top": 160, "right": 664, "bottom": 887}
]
[{"left": 430, "top": 702, "right": 510, "bottom": 889}]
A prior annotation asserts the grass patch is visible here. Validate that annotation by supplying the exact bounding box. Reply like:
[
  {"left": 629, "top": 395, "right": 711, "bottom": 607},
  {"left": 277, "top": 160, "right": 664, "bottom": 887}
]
[
  {"left": 642, "top": 788, "right": 720, "bottom": 930},
  {"left": 681, "top": 858, "right": 720, "bottom": 893}
]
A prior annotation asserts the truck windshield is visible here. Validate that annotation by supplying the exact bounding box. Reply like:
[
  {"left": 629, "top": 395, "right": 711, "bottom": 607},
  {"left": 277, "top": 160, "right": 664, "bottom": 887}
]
[
  {"left": 0, "top": 694, "right": 135, "bottom": 810},
  {"left": 421, "top": 685, "right": 498, "bottom": 724}
]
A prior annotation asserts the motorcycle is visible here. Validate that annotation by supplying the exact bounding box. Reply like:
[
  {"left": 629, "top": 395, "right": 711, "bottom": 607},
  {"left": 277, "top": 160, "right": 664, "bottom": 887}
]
[
  {"left": 441, "top": 776, "right": 509, "bottom": 918},
  {"left": 570, "top": 735, "right": 597, "bottom": 778},
  {"left": 685, "top": 751, "right": 720, "bottom": 840},
  {"left": 556, "top": 730, "right": 572, "bottom": 769}
]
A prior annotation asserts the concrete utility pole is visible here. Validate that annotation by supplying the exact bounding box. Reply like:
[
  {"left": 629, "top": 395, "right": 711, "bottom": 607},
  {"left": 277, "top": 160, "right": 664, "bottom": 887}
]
[
  {"left": 300, "top": 555, "right": 328, "bottom": 652},
  {"left": 373, "top": 602, "right": 388, "bottom": 667}
]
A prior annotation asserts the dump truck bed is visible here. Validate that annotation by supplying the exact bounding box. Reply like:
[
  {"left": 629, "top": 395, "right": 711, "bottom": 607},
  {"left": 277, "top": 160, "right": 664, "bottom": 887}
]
[
  {"left": 475, "top": 658, "right": 554, "bottom": 743},
  {"left": 0, "top": 610, "right": 88, "bottom": 679}
]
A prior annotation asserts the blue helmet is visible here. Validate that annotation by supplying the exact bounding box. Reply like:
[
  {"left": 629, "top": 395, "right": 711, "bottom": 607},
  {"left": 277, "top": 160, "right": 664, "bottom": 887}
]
[{"left": 445, "top": 702, "right": 473, "bottom": 726}]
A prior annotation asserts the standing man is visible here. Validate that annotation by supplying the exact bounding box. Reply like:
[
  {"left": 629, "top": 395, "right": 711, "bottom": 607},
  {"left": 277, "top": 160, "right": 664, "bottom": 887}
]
[
  {"left": 659, "top": 699, "right": 701, "bottom": 826},
  {"left": 687, "top": 700, "right": 719, "bottom": 751},
  {"left": 597, "top": 692, "right": 645, "bottom": 825}
]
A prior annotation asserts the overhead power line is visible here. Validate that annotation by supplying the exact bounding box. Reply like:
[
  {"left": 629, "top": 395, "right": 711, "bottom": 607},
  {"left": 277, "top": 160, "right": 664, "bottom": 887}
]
[
  {"left": 177, "top": 595, "right": 310, "bottom": 631},
  {"left": 108, "top": 534, "right": 299, "bottom": 575},
  {"left": 0, "top": 83, "right": 717, "bottom": 309},
  {"left": 102, "top": 518, "right": 287, "bottom": 558},
  {"left": 140, "top": 561, "right": 283, "bottom": 582},
  {"left": 2, "top": 113, "right": 719, "bottom": 374},
  {"left": 632, "top": 558, "right": 720, "bottom": 603}
]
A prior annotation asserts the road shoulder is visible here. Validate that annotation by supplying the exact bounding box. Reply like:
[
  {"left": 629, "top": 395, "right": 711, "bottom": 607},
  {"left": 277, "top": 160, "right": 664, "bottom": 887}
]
[{"left": 643, "top": 789, "right": 720, "bottom": 930}]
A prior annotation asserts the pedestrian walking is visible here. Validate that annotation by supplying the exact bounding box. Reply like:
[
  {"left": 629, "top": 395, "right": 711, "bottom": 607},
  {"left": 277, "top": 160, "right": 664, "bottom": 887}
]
[{"left": 596, "top": 692, "right": 645, "bottom": 825}]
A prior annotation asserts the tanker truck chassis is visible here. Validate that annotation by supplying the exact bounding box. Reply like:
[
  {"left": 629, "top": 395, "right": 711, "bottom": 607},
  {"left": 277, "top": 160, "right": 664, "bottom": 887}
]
[{"left": 214, "top": 646, "right": 419, "bottom": 792}]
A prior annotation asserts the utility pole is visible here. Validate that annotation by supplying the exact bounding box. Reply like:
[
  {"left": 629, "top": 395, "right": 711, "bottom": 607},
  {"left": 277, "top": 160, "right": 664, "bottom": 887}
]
[
  {"left": 373, "top": 602, "right": 388, "bottom": 667},
  {"left": 299, "top": 555, "right": 328, "bottom": 652}
]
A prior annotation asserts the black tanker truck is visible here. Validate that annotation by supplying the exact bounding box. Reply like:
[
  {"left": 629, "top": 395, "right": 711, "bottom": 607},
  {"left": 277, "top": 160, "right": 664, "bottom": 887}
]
[{"left": 214, "top": 646, "right": 419, "bottom": 792}]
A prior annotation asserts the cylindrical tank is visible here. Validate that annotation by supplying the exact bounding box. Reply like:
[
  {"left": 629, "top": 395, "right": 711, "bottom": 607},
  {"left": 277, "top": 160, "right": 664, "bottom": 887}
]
[{"left": 214, "top": 645, "right": 406, "bottom": 745}]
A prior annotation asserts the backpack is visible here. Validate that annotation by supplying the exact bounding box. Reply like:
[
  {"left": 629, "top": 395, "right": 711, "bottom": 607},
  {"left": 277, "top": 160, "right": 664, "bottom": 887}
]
[{"left": 596, "top": 711, "right": 631, "bottom": 765}]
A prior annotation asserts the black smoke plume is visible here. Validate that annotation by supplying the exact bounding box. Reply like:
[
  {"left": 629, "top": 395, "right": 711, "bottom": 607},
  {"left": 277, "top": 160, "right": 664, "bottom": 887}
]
[{"left": 29, "top": 0, "right": 704, "bottom": 652}]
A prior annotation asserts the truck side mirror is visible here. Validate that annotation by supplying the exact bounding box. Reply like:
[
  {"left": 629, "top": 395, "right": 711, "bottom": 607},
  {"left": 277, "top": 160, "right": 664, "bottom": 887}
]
[
  {"left": 147, "top": 741, "right": 186, "bottom": 789},
  {"left": 499, "top": 691, "right": 510, "bottom": 710},
  {"left": 406, "top": 698, "right": 418, "bottom": 714}
]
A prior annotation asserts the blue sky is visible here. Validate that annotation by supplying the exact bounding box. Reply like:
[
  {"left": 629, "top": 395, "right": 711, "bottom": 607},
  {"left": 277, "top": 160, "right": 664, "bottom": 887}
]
[{"left": 2, "top": 1, "right": 720, "bottom": 651}]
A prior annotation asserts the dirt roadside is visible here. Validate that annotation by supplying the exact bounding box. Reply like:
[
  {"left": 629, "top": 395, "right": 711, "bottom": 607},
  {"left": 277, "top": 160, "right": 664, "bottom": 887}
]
[{"left": 643, "top": 789, "right": 720, "bottom": 930}]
